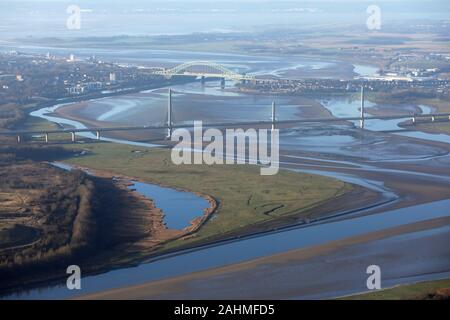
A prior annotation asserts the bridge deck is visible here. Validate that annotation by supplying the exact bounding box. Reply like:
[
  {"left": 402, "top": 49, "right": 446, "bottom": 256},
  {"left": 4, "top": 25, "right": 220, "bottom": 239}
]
[{"left": 2, "top": 113, "right": 449, "bottom": 136}]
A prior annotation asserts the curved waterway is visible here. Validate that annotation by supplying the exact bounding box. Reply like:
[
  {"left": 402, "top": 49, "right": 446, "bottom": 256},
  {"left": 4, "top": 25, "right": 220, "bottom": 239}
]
[
  {"left": 130, "top": 182, "right": 210, "bottom": 230},
  {"left": 4, "top": 198, "right": 450, "bottom": 300},
  {"left": 51, "top": 163, "right": 209, "bottom": 230},
  {"left": 30, "top": 104, "right": 160, "bottom": 148}
]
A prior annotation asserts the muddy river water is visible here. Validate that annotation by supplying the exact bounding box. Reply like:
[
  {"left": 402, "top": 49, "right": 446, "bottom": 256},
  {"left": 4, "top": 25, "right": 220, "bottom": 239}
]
[{"left": 5, "top": 53, "right": 450, "bottom": 299}]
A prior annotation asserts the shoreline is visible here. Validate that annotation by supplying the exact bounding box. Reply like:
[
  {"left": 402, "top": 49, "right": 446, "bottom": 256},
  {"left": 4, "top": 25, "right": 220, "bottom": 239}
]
[
  {"left": 61, "top": 163, "right": 219, "bottom": 237},
  {"left": 15, "top": 77, "right": 198, "bottom": 132},
  {"left": 0, "top": 161, "right": 219, "bottom": 297},
  {"left": 76, "top": 216, "right": 450, "bottom": 300}
]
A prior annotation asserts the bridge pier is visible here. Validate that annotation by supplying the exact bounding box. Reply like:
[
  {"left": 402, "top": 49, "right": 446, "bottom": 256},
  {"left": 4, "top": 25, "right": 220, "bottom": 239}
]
[
  {"left": 71, "top": 132, "right": 76, "bottom": 142},
  {"left": 431, "top": 116, "right": 436, "bottom": 122},
  {"left": 220, "top": 78, "right": 226, "bottom": 88},
  {"left": 44, "top": 133, "right": 49, "bottom": 143},
  {"left": 412, "top": 116, "right": 417, "bottom": 124},
  {"left": 200, "top": 76, "right": 206, "bottom": 85},
  {"left": 96, "top": 131, "right": 100, "bottom": 140}
]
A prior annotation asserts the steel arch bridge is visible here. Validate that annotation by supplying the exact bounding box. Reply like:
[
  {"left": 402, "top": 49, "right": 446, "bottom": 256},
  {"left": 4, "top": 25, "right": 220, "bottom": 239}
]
[{"left": 154, "top": 61, "right": 255, "bottom": 81}]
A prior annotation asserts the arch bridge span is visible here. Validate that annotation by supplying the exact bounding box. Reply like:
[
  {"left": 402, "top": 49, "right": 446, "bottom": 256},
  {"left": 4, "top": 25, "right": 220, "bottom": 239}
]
[{"left": 153, "top": 61, "right": 255, "bottom": 81}]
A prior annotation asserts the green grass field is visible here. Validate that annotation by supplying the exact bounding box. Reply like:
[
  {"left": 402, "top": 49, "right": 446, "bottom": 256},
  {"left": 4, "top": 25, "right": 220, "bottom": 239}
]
[
  {"left": 20, "top": 115, "right": 59, "bottom": 132},
  {"left": 415, "top": 122, "right": 450, "bottom": 135},
  {"left": 62, "top": 142, "right": 351, "bottom": 247},
  {"left": 20, "top": 113, "right": 353, "bottom": 251},
  {"left": 342, "top": 278, "right": 450, "bottom": 300},
  {"left": 18, "top": 115, "right": 76, "bottom": 142},
  {"left": 416, "top": 98, "right": 450, "bottom": 114}
]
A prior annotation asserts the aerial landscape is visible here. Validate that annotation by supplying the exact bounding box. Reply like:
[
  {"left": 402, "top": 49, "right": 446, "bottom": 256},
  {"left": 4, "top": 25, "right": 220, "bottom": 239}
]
[{"left": 0, "top": 0, "right": 449, "bottom": 307}]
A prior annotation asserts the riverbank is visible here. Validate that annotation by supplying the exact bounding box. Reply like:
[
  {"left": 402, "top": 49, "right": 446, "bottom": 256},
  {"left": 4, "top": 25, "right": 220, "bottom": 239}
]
[
  {"left": 75, "top": 212, "right": 450, "bottom": 300},
  {"left": 0, "top": 159, "right": 220, "bottom": 296},
  {"left": 57, "top": 162, "right": 219, "bottom": 240},
  {"left": 0, "top": 153, "right": 189, "bottom": 293},
  {"left": 61, "top": 143, "right": 363, "bottom": 251}
]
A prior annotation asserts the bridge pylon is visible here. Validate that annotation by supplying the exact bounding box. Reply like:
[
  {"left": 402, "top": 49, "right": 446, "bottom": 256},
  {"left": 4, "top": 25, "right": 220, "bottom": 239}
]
[
  {"left": 360, "top": 86, "right": 365, "bottom": 129},
  {"left": 167, "top": 88, "right": 173, "bottom": 139},
  {"left": 272, "top": 101, "right": 276, "bottom": 132}
]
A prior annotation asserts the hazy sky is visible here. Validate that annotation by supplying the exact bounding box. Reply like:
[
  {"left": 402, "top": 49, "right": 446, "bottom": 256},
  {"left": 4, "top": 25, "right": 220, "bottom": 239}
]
[{"left": 0, "top": 0, "right": 449, "bottom": 39}]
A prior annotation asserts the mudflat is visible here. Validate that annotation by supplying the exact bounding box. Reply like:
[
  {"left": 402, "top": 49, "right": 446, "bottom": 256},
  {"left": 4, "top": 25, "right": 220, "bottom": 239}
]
[{"left": 78, "top": 217, "right": 450, "bottom": 300}]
